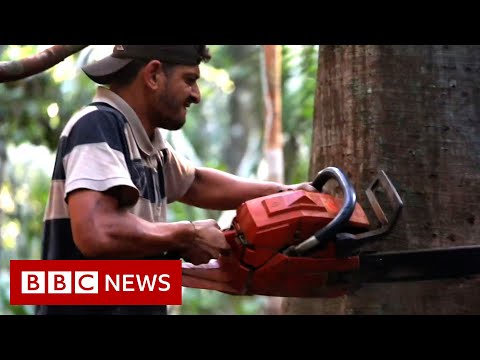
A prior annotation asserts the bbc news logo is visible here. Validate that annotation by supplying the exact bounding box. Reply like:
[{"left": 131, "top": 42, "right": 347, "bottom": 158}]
[
  {"left": 10, "top": 260, "right": 182, "bottom": 305},
  {"left": 22, "top": 271, "right": 100, "bottom": 294}
]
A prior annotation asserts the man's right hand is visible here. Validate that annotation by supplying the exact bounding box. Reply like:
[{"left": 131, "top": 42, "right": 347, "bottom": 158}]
[{"left": 180, "top": 219, "right": 231, "bottom": 265}]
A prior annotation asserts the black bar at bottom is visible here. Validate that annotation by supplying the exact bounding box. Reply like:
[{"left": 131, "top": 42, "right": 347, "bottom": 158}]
[{"left": 336, "top": 245, "right": 480, "bottom": 284}]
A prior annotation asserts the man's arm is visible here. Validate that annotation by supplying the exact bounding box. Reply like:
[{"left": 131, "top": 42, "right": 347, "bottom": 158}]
[
  {"left": 179, "top": 167, "right": 316, "bottom": 210},
  {"left": 67, "top": 187, "right": 229, "bottom": 264}
]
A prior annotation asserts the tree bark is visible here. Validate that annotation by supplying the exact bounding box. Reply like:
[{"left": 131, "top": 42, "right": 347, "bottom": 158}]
[{"left": 283, "top": 45, "right": 480, "bottom": 315}]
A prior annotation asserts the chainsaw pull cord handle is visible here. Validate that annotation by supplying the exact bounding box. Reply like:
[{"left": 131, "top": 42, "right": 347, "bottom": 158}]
[{"left": 284, "top": 166, "right": 357, "bottom": 257}]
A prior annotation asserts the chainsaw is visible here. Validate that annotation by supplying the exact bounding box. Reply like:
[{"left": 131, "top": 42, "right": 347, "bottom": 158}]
[{"left": 182, "top": 167, "right": 480, "bottom": 298}]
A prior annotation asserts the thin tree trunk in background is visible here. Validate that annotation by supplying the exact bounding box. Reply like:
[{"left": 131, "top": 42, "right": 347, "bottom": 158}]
[
  {"left": 261, "top": 45, "right": 284, "bottom": 184},
  {"left": 261, "top": 45, "right": 286, "bottom": 314},
  {"left": 283, "top": 45, "right": 480, "bottom": 315},
  {"left": 224, "top": 45, "right": 263, "bottom": 175}
]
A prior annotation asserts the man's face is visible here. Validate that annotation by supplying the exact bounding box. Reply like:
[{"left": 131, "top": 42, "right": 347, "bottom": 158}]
[{"left": 152, "top": 64, "right": 201, "bottom": 131}]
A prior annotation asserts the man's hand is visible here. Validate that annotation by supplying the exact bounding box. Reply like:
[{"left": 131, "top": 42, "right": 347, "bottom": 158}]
[
  {"left": 180, "top": 219, "right": 231, "bottom": 265},
  {"left": 286, "top": 182, "right": 318, "bottom": 193},
  {"left": 182, "top": 259, "right": 240, "bottom": 294}
]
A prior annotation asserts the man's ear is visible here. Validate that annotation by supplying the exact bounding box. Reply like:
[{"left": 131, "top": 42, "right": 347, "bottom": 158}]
[{"left": 142, "top": 60, "right": 163, "bottom": 89}]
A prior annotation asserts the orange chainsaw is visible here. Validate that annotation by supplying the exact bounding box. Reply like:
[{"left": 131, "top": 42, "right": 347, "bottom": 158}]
[{"left": 182, "top": 167, "right": 480, "bottom": 298}]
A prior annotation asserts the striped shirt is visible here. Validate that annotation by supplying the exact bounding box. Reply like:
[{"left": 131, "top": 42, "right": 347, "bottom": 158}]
[{"left": 37, "top": 86, "right": 195, "bottom": 315}]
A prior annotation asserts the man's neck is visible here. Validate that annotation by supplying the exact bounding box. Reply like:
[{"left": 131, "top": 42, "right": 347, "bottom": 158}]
[{"left": 109, "top": 85, "right": 155, "bottom": 140}]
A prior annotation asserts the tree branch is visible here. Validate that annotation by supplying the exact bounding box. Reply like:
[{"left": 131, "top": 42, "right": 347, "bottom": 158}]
[{"left": 0, "top": 45, "right": 88, "bottom": 83}]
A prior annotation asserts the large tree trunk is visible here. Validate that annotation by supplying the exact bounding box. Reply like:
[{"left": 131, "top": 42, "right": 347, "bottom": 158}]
[{"left": 283, "top": 45, "right": 480, "bottom": 315}]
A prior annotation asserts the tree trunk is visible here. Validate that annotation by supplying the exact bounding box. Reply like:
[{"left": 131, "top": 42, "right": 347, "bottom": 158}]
[
  {"left": 261, "top": 45, "right": 284, "bottom": 184},
  {"left": 283, "top": 45, "right": 480, "bottom": 315},
  {"left": 260, "top": 45, "right": 286, "bottom": 315},
  {"left": 224, "top": 45, "right": 263, "bottom": 176}
]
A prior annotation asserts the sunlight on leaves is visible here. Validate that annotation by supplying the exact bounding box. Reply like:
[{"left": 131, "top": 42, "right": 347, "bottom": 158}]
[
  {"left": 49, "top": 116, "right": 60, "bottom": 130},
  {"left": 88, "top": 45, "right": 115, "bottom": 62},
  {"left": 14, "top": 184, "right": 29, "bottom": 204},
  {"left": 200, "top": 64, "right": 235, "bottom": 94},
  {"left": 284, "top": 45, "right": 312, "bottom": 93},
  {"left": 47, "top": 103, "right": 59, "bottom": 118},
  {"left": 0, "top": 185, "right": 15, "bottom": 214},
  {"left": 8, "top": 143, "right": 55, "bottom": 175},
  {"left": 5, "top": 45, "right": 37, "bottom": 60},
  {"left": 1, "top": 220, "right": 20, "bottom": 250},
  {"left": 47, "top": 102, "right": 61, "bottom": 129},
  {"left": 51, "top": 55, "right": 78, "bottom": 83},
  {"left": 37, "top": 45, "right": 53, "bottom": 52}
]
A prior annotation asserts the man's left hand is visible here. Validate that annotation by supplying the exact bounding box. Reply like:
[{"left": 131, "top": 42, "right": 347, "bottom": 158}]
[{"left": 287, "top": 182, "right": 318, "bottom": 192}]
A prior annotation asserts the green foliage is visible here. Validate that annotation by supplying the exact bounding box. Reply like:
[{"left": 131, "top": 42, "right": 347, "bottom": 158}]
[
  {"left": 181, "top": 46, "right": 234, "bottom": 164},
  {"left": 0, "top": 271, "right": 35, "bottom": 315},
  {"left": 0, "top": 46, "right": 96, "bottom": 151},
  {"left": 0, "top": 143, "right": 54, "bottom": 315},
  {"left": 282, "top": 45, "right": 319, "bottom": 184},
  {"left": 170, "top": 289, "right": 268, "bottom": 315}
]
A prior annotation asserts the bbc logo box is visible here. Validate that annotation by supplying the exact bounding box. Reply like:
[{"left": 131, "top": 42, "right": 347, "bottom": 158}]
[
  {"left": 21, "top": 271, "right": 99, "bottom": 294},
  {"left": 10, "top": 260, "right": 182, "bottom": 306}
]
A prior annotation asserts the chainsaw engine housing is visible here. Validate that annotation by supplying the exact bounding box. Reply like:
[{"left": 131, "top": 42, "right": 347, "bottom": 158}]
[{"left": 220, "top": 190, "right": 369, "bottom": 297}]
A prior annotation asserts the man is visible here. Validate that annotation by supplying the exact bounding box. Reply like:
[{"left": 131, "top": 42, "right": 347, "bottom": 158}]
[{"left": 36, "top": 45, "right": 315, "bottom": 315}]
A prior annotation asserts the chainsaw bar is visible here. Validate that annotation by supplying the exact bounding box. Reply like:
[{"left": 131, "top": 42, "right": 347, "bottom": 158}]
[{"left": 335, "top": 245, "right": 480, "bottom": 285}]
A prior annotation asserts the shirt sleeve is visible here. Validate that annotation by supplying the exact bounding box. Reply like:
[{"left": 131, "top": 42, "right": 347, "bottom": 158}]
[{"left": 62, "top": 110, "right": 139, "bottom": 207}]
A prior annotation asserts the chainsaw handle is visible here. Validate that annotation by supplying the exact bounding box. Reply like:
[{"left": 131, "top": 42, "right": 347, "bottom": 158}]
[
  {"left": 285, "top": 166, "right": 357, "bottom": 256},
  {"left": 223, "top": 229, "right": 237, "bottom": 246},
  {"left": 335, "top": 170, "right": 404, "bottom": 257}
]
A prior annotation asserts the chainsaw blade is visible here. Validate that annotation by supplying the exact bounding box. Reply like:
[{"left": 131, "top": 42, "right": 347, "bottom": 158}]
[{"left": 334, "top": 245, "right": 480, "bottom": 285}]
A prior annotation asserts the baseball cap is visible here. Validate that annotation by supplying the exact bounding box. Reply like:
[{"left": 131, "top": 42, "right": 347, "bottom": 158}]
[{"left": 82, "top": 45, "right": 209, "bottom": 84}]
